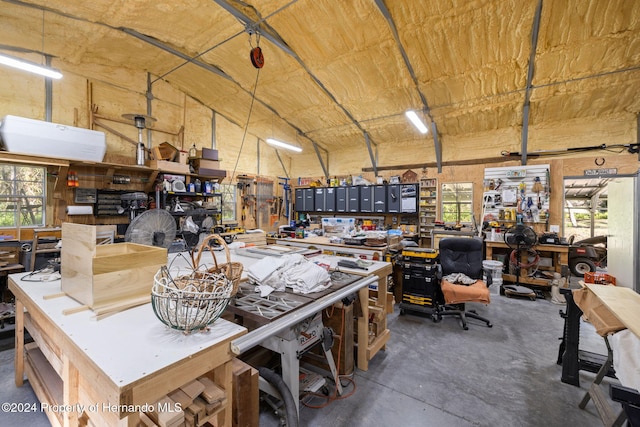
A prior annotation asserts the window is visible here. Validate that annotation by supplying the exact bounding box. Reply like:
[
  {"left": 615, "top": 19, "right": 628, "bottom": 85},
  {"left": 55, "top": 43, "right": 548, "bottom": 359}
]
[
  {"left": 0, "top": 164, "right": 46, "bottom": 228},
  {"left": 219, "top": 183, "right": 237, "bottom": 222},
  {"left": 441, "top": 182, "right": 473, "bottom": 224}
]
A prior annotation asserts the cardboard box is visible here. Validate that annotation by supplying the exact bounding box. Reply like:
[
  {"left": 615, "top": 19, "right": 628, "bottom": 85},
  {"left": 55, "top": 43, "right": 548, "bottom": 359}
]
[
  {"left": 191, "top": 158, "right": 220, "bottom": 170},
  {"left": 61, "top": 223, "right": 167, "bottom": 309},
  {"left": 178, "top": 151, "right": 189, "bottom": 165},
  {"left": 196, "top": 148, "right": 219, "bottom": 160},
  {"left": 148, "top": 159, "right": 190, "bottom": 174}
]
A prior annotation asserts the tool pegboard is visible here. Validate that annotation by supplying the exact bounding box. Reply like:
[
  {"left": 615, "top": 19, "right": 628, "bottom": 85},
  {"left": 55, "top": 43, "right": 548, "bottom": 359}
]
[{"left": 482, "top": 164, "right": 550, "bottom": 224}]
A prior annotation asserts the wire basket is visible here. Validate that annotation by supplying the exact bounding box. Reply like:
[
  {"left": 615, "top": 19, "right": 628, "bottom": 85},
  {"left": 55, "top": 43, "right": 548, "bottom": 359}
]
[
  {"left": 194, "top": 234, "right": 243, "bottom": 295},
  {"left": 151, "top": 266, "right": 233, "bottom": 334}
]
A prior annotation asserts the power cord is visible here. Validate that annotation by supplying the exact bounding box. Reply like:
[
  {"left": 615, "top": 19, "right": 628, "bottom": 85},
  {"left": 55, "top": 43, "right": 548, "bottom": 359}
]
[
  {"left": 20, "top": 266, "right": 61, "bottom": 282},
  {"left": 301, "top": 305, "right": 357, "bottom": 409}
]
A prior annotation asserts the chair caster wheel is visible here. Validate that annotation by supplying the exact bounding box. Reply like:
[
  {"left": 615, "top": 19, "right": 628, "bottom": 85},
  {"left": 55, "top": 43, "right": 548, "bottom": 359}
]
[
  {"left": 487, "top": 323, "right": 493, "bottom": 328},
  {"left": 463, "top": 325, "right": 469, "bottom": 330},
  {"left": 399, "top": 308, "right": 405, "bottom": 316}
]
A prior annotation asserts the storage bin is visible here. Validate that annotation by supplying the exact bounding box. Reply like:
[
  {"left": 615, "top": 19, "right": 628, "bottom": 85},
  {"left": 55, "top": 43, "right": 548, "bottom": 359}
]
[
  {"left": 483, "top": 260, "right": 503, "bottom": 286},
  {"left": 584, "top": 272, "right": 616, "bottom": 286},
  {"left": 61, "top": 223, "right": 167, "bottom": 309}
]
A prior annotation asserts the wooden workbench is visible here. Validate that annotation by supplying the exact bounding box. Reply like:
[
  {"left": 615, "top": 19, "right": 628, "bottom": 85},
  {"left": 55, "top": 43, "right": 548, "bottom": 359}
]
[
  {"left": 9, "top": 273, "right": 246, "bottom": 427},
  {"left": 584, "top": 283, "right": 640, "bottom": 337},
  {"left": 275, "top": 236, "right": 388, "bottom": 260},
  {"left": 309, "top": 254, "right": 393, "bottom": 371},
  {"left": 574, "top": 283, "right": 640, "bottom": 425},
  {"left": 485, "top": 240, "right": 569, "bottom": 287}
]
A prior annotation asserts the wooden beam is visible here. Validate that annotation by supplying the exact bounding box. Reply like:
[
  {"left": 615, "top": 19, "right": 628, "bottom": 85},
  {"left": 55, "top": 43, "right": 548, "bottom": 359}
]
[{"left": 360, "top": 155, "right": 510, "bottom": 172}]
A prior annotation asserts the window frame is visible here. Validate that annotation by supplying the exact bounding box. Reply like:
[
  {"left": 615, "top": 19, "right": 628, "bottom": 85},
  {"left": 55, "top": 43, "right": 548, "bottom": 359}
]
[
  {"left": 219, "top": 183, "right": 237, "bottom": 223},
  {"left": 441, "top": 182, "right": 473, "bottom": 225},
  {"left": 0, "top": 163, "right": 47, "bottom": 229}
]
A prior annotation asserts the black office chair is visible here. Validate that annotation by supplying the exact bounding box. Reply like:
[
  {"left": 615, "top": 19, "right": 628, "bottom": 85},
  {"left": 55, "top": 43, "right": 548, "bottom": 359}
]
[{"left": 435, "top": 237, "right": 492, "bottom": 330}]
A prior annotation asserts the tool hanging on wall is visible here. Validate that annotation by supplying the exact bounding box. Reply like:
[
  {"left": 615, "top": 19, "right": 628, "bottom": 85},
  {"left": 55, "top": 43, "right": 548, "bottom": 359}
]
[
  {"left": 532, "top": 176, "right": 544, "bottom": 209},
  {"left": 278, "top": 177, "right": 291, "bottom": 219}
]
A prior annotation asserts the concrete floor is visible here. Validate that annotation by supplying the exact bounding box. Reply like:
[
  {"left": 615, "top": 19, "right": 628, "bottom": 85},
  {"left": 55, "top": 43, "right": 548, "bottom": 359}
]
[{"left": 0, "top": 286, "right": 619, "bottom": 427}]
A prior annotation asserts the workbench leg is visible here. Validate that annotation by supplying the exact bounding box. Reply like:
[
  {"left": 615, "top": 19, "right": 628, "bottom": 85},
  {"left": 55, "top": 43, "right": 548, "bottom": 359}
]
[
  {"left": 357, "top": 287, "right": 369, "bottom": 371},
  {"left": 62, "top": 355, "right": 79, "bottom": 427},
  {"left": 561, "top": 292, "right": 583, "bottom": 386},
  {"left": 377, "top": 276, "right": 388, "bottom": 351},
  {"left": 14, "top": 299, "right": 24, "bottom": 387},
  {"left": 280, "top": 338, "right": 300, "bottom": 416}
]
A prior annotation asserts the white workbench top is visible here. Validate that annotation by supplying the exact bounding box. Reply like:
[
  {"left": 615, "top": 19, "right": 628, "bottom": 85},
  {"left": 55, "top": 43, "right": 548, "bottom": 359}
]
[{"left": 9, "top": 272, "right": 246, "bottom": 388}]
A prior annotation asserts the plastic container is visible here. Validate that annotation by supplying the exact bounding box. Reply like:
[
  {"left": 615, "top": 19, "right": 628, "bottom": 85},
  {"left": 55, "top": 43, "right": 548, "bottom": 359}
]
[
  {"left": 584, "top": 272, "right": 616, "bottom": 286},
  {"left": 483, "top": 260, "right": 504, "bottom": 286}
]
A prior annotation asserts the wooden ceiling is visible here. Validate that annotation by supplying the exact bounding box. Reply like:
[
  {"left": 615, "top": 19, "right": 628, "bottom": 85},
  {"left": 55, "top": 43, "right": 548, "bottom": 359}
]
[{"left": 1, "top": 0, "right": 639, "bottom": 168}]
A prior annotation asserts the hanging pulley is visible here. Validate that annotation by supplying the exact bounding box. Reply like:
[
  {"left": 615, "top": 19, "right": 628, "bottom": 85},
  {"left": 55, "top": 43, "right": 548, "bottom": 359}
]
[{"left": 250, "top": 46, "right": 264, "bottom": 68}]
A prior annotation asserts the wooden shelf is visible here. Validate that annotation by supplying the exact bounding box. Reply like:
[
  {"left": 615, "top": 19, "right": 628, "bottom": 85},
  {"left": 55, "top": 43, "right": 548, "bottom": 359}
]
[{"left": 418, "top": 178, "right": 437, "bottom": 248}]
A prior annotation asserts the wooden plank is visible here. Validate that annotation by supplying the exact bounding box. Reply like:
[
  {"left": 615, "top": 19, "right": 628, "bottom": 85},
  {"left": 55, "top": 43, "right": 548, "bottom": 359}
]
[
  {"left": 62, "top": 354, "right": 80, "bottom": 427},
  {"left": 25, "top": 346, "right": 64, "bottom": 426},
  {"left": 168, "top": 388, "right": 193, "bottom": 409},
  {"left": 14, "top": 299, "right": 24, "bottom": 387},
  {"left": 155, "top": 396, "right": 184, "bottom": 427},
  {"left": 180, "top": 380, "right": 206, "bottom": 400},
  {"left": 585, "top": 283, "right": 640, "bottom": 338},
  {"left": 198, "top": 376, "right": 226, "bottom": 404},
  {"left": 323, "top": 304, "right": 354, "bottom": 375},
  {"left": 25, "top": 314, "right": 63, "bottom": 377},
  {"left": 62, "top": 305, "right": 90, "bottom": 315},
  {"left": 231, "top": 359, "right": 259, "bottom": 427}
]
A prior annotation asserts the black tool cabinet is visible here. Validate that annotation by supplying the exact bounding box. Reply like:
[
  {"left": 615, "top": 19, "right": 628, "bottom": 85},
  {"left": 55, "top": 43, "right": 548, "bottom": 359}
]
[{"left": 399, "top": 248, "right": 440, "bottom": 316}]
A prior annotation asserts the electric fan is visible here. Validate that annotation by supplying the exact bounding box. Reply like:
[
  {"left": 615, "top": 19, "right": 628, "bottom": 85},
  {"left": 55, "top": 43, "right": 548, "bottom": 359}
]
[
  {"left": 125, "top": 209, "right": 177, "bottom": 249},
  {"left": 503, "top": 224, "right": 539, "bottom": 300}
]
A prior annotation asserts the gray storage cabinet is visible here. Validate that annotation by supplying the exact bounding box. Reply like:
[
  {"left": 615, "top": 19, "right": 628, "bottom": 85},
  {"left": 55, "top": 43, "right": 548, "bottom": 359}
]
[
  {"left": 347, "top": 186, "right": 360, "bottom": 212},
  {"left": 303, "top": 188, "right": 315, "bottom": 211},
  {"left": 336, "top": 187, "right": 347, "bottom": 212},
  {"left": 314, "top": 188, "right": 325, "bottom": 211},
  {"left": 373, "top": 185, "right": 387, "bottom": 213},
  {"left": 360, "top": 185, "right": 373, "bottom": 212},
  {"left": 387, "top": 184, "right": 400, "bottom": 213},
  {"left": 325, "top": 188, "right": 336, "bottom": 212}
]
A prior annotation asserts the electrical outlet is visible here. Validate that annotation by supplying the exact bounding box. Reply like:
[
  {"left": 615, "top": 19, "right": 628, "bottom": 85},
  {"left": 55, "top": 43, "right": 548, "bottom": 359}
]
[{"left": 550, "top": 224, "right": 560, "bottom": 233}]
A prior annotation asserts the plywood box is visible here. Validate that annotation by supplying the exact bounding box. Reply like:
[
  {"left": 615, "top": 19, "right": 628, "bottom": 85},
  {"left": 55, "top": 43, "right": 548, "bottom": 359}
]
[
  {"left": 191, "top": 158, "right": 220, "bottom": 170},
  {"left": 196, "top": 167, "right": 227, "bottom": 179},
  {"left": 147, "top": 159, "right": 190, "bottom": 174},
  {"left": 61, "top": 223, "right": 167, "bottom": 309}
]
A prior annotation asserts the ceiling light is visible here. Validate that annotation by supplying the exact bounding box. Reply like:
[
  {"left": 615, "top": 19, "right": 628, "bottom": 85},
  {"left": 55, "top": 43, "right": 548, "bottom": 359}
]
[
  {"left": 0, "top": 53, "right": 62, "bottom": 79},
  {"left": 266, "top": 138, "right": 302, "bottom": 153},
  {"left": 405, "top": 110, "right": 428, "bottom": 134}
]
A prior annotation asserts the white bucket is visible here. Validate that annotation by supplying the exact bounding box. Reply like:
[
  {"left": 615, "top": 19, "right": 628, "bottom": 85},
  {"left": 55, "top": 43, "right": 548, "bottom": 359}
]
[{"left": 483, "top": 260, "right": 503, "bottom": 286}]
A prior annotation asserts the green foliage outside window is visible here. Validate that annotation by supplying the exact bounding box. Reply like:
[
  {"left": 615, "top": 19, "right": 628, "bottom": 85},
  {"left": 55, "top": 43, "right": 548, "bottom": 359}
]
[
  {"left": 219, "top": 183, "right": 236, "bottom": 222},
  {"left": 441, "top": 182, "right": 473, "bottom": 224},
  {"left": 0, "top": 164, "right": 46, "bottom": 228}
]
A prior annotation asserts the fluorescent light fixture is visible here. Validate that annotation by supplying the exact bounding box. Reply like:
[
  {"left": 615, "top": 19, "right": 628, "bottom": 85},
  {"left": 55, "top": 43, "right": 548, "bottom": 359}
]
[
  {"left": 266, "top": 138, "right": 302, "bottom": 153},
  {"left": 0, "top": 53, "right": 62, "bottom": 79},
  {"left": 405, "top": 110, "right": 428, "bottom": 134}
]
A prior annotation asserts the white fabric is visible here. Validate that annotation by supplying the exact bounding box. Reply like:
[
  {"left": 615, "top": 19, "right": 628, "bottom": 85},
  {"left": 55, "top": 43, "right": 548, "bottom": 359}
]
[
  {"left": 610, "top": 329, "right": 640, "bottom": 392},
  {"left": 246, "top": 255, "right": 286, "bottom": 283},
  {"left": 254, "top": 284, "right": 276, "bottom": 297},
  {"left": 248, "top": 254, "right": 330, "bottom": 294},
  {"left": 281, "top": 260, "right": 330, "bottom": 294},
  {"left": 443, "top": 273, "right": 477, "bottom": 285}
]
